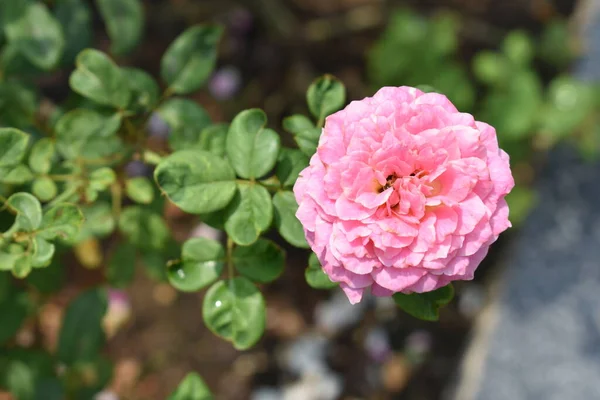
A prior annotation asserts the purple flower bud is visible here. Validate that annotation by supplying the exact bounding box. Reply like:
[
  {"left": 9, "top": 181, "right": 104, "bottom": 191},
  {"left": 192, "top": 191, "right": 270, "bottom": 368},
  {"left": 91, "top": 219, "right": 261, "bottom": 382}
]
[
  {"left": 147, "top": 112, "right": 170, "bottom": 139},
  {"left": 125, "top": 160, "right": 151, "bottom": 178},
  {"left": 209, "top": 66, "right": 242, "bottom": 101}
]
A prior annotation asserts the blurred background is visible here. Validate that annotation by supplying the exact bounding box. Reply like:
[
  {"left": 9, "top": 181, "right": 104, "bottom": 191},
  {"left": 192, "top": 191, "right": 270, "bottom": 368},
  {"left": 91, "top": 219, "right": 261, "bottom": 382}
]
[{"left": 3, "top": 0, "right": 600, "bottom": 399}]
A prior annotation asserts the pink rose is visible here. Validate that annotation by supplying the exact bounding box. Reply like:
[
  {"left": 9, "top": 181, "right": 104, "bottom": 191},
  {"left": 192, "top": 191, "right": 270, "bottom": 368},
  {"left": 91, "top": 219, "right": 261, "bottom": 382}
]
[{"left": 294, "top": 87, "right": 514, "bottom": 304}]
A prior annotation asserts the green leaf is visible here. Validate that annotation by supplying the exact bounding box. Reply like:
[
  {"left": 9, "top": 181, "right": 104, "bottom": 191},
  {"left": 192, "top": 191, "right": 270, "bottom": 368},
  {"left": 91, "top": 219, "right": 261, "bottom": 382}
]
[
  {"left": 0, "top": 291, "right": 30, "bottom": 345},
  {"left": 305, "top": 253, "right": 337, "bottom": 289},
  {"left": 232, "top": 238, "right": 285, "bottom": 283},
  {"left": 538, "top": 19, "right": 573, "bottom": 68},
  {"left": 502, "top": 30, "right": 534, "bottom": 66},
  {"left": 272, "top": 191, "right": 308, "bottom": 248},
  {"left": 13, "top": 254, "right": 33, "bottom": 278},
  {"left": 154, "top": 150, "right": 237, "bottom": 214},
  {"left": 26, "top": 257, "right": 65, "bottom": 294},
  {"left": 429, "top": 12, "right": 459, "bottom": 57},
  {"left": 0, "top": 251, "right": 27, "bottom": 272},
  {"left": 156, "top": 98, "right": 212, "bottom": 151},
  {"left": 5, "top": 360, "right": 35, "bottom": 400},
  {"left": 54, "top": 0, "right": 93, "bottom": 64},
  {"left": 31, "top": 237, "right": 55, "bottom": 268},
  {"left": 393, "top": 284, "right": 455, "bottom": 321},
  {"left": 0, "top": 82, "right": 37, "bottom": 128},
  {"left": 226, "top": 109, "right": 281, "bottom": 179},
  {"left": 198, "top": 209, "right": 227, "bottom": 230},
  {"left": 5, "top": 3, "right": 65, "bottom": 69},
  {"left": 539, "top": 76, "right": 596, "bottom": 139},
  {"left": 202, "top": 277, "right": 265, "bottom": 350},
  {"left": 481, "top": 70, "right": 542, "bottom": 140},
  {"left": 118, "top": 206, "right": 169, "bottom": 250},
  {"left": 224, "top": 183, "right": 272, "bottom": 246},
  {"left": 168, "top": 237, "right": 225, "bottom": 292},
  {"left": 6, "top": 192, "right": 42, "bottom": 232},
  {"left": 276, "top": 148, "right": 308, "bottom": 188},
  {"left": 161, "top": 25, "right": 223, "bottom": 94},
  {"left": 69, "top": 49, "right": 130, "bottom": 108},
  {"left": 141, "top": 250, "right": 171, "bottom": 282},
  {"left": 57, "top": 288, "right": 108, "bottom": 365},
  {"left": 72, "top": 356, "right": 114, "bottom": 399},
  {"left": 32, "top": 177, "right": 58, "bottom": 202},
  {"left": 0, "top": 164, "right": 34, "bottom": 184},
  {"left": 55, "top": 109, "right": 122, "bottom": 159},
  {"left": 282, "top": 114, "right": 314, "bottom": 135},
  {"left": 122, "top": 67, "right": 160, "bottom": 112},
  {"left": 29, "top": 138, "right": 55, "bottom": 174},
  {"left": 96, "top": 0, "right": 144, "bottom": 56},
  {"left": 125, "top": 177, "right": 155, "bottom": 205},
  {"left": 27, "top": 253, "right": 66, "bottom": 295},
  {"left": 71, "top": 202, "right": 115, "bottom": 243},
  {"left": 283, "top": 117, "right": 321, "bottom": 157},
  {"left": 168, "top": 372, "right": 214, "bottom": 400},
  {"left": 88, "top": 167, "right": 116, "bottom": 191},
  {"left": 199, "top": 123, "right": 228, "bottom": 158},
  {"left": 107, "top": 242, "right": 136, "bottom": 287},
  {"left": 0, "top": 43, "right": 44, "bottom": 79},
  {"left": 34, "top": 377, "right": 64, "bottom": 400},
  {"left": 0, "top": 128, "right": 29, "bottom": 167},
  {"left": 306, "top": 75, "right": 346, "bottom": 121},
  {"left": 0, "top": 272, "right": 9, "bottom": 302},
  {"left": 38, "top": 204, "right": 84, "bottom": 241}
]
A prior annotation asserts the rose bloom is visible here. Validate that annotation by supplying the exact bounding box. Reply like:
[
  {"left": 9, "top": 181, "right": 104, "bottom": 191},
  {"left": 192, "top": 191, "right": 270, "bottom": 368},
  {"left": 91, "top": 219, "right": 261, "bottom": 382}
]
[{"left": 294, "top": 87, "right": 514, "bottom": 304}]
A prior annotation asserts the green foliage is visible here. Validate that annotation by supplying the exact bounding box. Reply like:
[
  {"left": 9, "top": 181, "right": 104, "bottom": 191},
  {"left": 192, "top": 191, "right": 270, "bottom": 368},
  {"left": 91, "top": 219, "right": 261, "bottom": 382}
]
[
  {"left": 55, "top": 0, "right": 93, "bottom": 64},
  {"left": 306, "top": 75, "right": 346, "bottom": 123},
  {"left": 96, "top": 0, "right": 144, "bottom": 56},
  {"left": 168, "top": 372, "right": 214, "bottom": 400},
  {"left": 202, "top": 277, "right": 266, "bottom": 350},
  {"left": 4, "top": 2, "right": 65, "bottom": 70},
  {"left": 224, "top": 183, "right": 272, "bottom": 245},
  {"left": 125, "top": 176, "right": 155, "bottom": 204},
  {"left": 305, "top": 253, "right": 338, "bottom": 289},
  {"left": 226, "top": 109, "right": 281, "bottom": 180},
  {"left": 161, "top": 25, "right": 223, "bottom": 94},
  {"left": 283, "top": 114, "right": 321, "bottom": 157},
  {"left": 122, "top": 67, "right": 160, "bottom": 113},
  {"left": 168, "top": 237, "right": 225, "bottom": 292},
  {"left": 0, "top": 286, "right": 31, "bottom": 345},
  {"left": 118, "top": 206, "right": 169, "bottom": 250},
  {"left": 273, "top": 191, "right": 308, "bottom": 248},
  {"left": 0, "top": 128, "right": 29, "bottom": 167},
  {"left": 157, "top": 98, "right": 212, "bottom": 151},
  {"left": 57, "top": 288, "right": 108, "bottom": 365},
  {"left": 232, "top": 238, "right": 285, "bottom": 283},
  {"left": 154, "top": 150, "right": 237, "bottom": 214},
  {"left": 393, "top": 284, "right": 455, "bottom": 321},
  {"left": 107, "top": 242, "right": 137, "bottom": 287},
  {"left": 69, "top": 49, "right": 131, "bottom": 108},
  {"left": 55, "top": 109, "right": 122, "bottom": 159}
]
